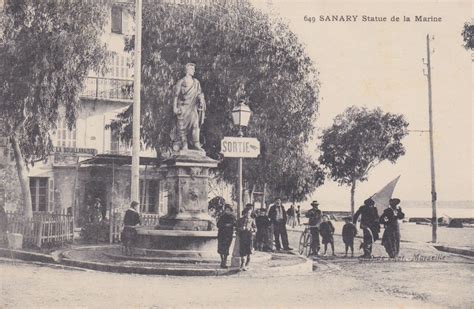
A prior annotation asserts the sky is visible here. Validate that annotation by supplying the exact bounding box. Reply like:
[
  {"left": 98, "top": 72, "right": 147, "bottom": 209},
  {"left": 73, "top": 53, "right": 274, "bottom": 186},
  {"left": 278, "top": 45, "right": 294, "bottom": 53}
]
[{"left": 253, "top": 0, "right": 473, "bottom": 206}]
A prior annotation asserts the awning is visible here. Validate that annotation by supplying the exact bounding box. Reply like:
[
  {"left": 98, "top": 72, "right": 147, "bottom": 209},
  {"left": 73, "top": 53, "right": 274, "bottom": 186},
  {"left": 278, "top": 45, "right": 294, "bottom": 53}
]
[{"left": 79, "top": 154, "right": 162, "bottom": 167}]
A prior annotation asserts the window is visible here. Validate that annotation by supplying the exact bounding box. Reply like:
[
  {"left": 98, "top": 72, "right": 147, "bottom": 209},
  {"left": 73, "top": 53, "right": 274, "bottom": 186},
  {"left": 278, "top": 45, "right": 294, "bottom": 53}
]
[
  {"left": 110, "top": 127, "right": 121, "bottom": 154},
  {"left": 110, "top": 126, "right": 129, "bottom": 154},
  {"left": 30, "top": 177, "right": 49, "bottom": 212},
  {"left": 139, "top": 180, "right": 158, "bottom": 213},
  {"left": 111, "top": 6, "right": 122, "bottom": 34},
  {"left": 110, "top": 54, "right": 130, "bottom": 79},
  {"left": 56, "top": 118, "right": 76, "bottom": 148}
]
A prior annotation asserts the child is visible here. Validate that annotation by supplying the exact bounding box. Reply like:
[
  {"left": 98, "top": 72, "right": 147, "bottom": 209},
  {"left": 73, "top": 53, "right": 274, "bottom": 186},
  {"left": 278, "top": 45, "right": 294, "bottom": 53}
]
[
  {"left": 342, "top": 217, "right": 357, "bottom": 257},
  {"left": 319, "top": 215, "right": 335, "bottom": 256},
  {"left": 236, "top": 208, "right": 256, "bottom": 270},
  {"left": 255, "top": 208, "right": 271, "bottom": 251}
]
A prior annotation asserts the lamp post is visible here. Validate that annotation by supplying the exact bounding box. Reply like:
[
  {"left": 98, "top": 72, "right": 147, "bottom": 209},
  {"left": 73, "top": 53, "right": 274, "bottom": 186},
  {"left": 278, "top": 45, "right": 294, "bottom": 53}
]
[
  {"left": 231, "top": 100, "right": 252, "bottom": 218},
  {"left": 230, "top": 100, "right": 252, "bottom": 268}
]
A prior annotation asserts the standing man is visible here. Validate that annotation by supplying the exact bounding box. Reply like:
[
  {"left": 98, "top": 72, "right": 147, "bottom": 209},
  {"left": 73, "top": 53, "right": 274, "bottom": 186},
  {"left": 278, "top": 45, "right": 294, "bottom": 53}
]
[
  {"left": 353, "top": 198, "right": 380, "bottom": 241},
  {"left": 306, "top": 200, "right": 323, "bottom": 256},
  {"left": 380, "top": 198, "right": 405, "bottom": 258},
  {"left": 268, "top": 198, "right": 293, "bottom": 251},
  {"left": 296, "top": 205, "right": 301, "bottom": 226},
  {"left": 287, "top": 204, "right": 296, "bottom": 228}
]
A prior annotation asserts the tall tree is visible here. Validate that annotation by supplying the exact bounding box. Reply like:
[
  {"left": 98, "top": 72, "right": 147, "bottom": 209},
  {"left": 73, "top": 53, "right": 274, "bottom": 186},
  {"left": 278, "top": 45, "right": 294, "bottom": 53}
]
[
  {"left": 319, "top": 106, "right": 409, "bottom": 214},
  {"left": 111, "top": 1, "right": 323, "bottom": 202},
  {"left": 462, "top": 21, "right": 474, "bottom": 50},
  {"left": 272, "top": 153, "right": 325, "bottom": 203},
  {"left": 0, "top": 1, "right": 109, "bottom": 217}
]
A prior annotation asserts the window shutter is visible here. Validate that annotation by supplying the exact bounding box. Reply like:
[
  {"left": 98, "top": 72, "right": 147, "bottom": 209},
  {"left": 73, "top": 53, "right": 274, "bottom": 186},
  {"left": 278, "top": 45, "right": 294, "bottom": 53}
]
[
  {"left": 48, "top": 178, "right": 54, "bottom": 212},
  {"left": 111, "top": 6, "right": 122, "bottom": 34}
]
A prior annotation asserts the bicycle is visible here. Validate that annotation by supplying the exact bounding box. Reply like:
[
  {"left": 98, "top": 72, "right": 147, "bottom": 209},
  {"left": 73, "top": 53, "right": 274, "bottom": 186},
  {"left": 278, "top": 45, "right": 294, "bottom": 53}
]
[{"left": 298, "top": 224, "right": 317, "bottom": 257}]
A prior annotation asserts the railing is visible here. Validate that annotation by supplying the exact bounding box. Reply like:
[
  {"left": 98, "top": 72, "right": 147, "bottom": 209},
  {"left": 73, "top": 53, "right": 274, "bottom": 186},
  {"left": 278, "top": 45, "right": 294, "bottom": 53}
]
[
  {"left": 82, "top": 76, "right": 133, "bottom": 102},
  {"left": 6, "top": 212, "right": 74, "bottom": 248},
  {"left": 141, "top": 213, "right": 161, "bottom": 227}
]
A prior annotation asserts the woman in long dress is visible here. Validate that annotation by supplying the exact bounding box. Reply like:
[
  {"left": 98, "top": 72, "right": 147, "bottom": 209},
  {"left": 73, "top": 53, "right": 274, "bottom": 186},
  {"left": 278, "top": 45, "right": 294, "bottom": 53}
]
[
  {"left": 380, "top": 198, "right": 405, "bottom": 258},
  {"left": 121, "top": 201, "right": 141, "bottom": 256},
  {"left": 216, "top": 204, "right": 236, "bottom": 269}
]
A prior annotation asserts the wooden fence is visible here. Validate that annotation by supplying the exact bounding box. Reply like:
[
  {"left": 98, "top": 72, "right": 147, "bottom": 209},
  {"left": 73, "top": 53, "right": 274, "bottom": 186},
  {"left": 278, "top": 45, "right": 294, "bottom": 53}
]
[
  {"left": 110, "top": 212, "right": 161, "bottom": 243},
  {"left": 6, "top": 212, "right": 74, "bottom": 248}
]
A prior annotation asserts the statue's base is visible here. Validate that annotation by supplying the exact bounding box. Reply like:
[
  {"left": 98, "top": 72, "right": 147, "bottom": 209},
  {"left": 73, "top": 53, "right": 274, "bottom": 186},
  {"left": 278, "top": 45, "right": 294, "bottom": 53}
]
[
  {"left": 135, "top": 227, "right": 218, "bottom": 253},
  {"left": 159, "top": 151, "right": 218, "bottom": 231},
  {"left": 158, "top": 212, "right": 215, "bottom": 231}
]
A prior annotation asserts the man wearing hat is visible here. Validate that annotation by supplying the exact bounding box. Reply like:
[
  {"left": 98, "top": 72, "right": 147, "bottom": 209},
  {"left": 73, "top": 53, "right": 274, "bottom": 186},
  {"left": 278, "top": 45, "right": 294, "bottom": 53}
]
[
  {"left": 353, "top": 198, "right": 380, "bottom": 241},
  {"left": 268, "top": 198, "right": 293, "bottom": 251},
  {"left": 305, "top": 200, "right": 323, "bottom": 256},
  {"left": 380, "top": 198, "right": 405, "bottom": 258}
]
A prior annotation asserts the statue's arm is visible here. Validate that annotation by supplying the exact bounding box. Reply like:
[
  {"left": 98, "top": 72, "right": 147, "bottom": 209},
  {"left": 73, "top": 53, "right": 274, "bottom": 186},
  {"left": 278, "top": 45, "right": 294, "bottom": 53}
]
[{"left": 196, "top": 79, "right": 206, "bottom": 111}]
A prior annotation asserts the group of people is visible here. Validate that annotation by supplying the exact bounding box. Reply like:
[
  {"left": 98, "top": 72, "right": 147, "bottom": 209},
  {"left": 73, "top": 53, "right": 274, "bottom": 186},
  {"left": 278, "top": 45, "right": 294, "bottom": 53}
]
[
  {"left": 305, "top": 201, "right": 337, "bottom": 256},
  {"left": 216, "top": 198, "right": 296, "bottom": 270},
  {"left": 285, "top": 204, "right": 301, "bottom": 228},
  {"left": 352, "top": 197, "right": 405, "bottom": 258},
  {"left": 120, "top": 195, "right": 405, "bottom": 266},
  {"left": 306, "top": 197, "right": 405, "bottom": 259},
  {"left": 216, "top": 204, "right": 256, "bottom": 270}
]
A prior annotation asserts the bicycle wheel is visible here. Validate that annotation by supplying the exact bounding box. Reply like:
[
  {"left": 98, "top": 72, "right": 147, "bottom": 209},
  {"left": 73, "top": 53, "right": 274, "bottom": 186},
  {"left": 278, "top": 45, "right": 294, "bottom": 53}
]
[
  {"left": 298, "top": 231, "right": 307, "bottom": 255},
  {"left": 304, "top": 232, "right": 313, "bottom": 257}
]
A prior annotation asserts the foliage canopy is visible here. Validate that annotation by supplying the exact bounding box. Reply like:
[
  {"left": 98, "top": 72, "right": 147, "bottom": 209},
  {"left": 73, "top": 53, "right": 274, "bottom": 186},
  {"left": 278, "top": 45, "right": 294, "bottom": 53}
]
[
  {"left": 0, "top": 0, "right": 109, "bottom": 164},
  {"left": 111, "top": 1, "right": 323, "bottom": 202},
  {"left": 319, "top": 106, "right": 409, "bottom": 186},
  {"left": 462, "top": 22, "right": 474, "bottom": 50}
]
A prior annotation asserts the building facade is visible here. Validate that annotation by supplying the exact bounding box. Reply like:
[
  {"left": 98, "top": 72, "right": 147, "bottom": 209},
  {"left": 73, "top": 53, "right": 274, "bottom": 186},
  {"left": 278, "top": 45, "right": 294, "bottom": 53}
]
[{"left": 1, "top": 2, "right": 167, "bottom": 225}]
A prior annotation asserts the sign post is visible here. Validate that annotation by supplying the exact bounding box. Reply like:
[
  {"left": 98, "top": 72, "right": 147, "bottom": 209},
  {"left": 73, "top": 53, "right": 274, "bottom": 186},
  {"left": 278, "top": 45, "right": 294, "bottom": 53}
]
[
  {"left": 221, "top": 136, "right": 260, "bottom": 268},
  {"left": 221, "top": 137, "right": 260, "bottom": 158}
]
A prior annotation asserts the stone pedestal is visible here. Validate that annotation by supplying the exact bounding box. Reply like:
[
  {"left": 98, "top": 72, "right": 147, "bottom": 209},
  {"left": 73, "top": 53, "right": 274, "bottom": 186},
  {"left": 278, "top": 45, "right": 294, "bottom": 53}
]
[{"left": 158, "top": 150, "right": 218, "bottom": 231}]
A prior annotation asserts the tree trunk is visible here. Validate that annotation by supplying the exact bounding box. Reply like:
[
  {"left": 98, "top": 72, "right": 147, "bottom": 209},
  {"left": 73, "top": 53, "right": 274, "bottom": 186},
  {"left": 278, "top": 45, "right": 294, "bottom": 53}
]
[
  {"left": 10, "top": 135, "right": 33, "bottom": 219},
  {"left": 350, "top": 179, "right": 356, "bottom": 216}
]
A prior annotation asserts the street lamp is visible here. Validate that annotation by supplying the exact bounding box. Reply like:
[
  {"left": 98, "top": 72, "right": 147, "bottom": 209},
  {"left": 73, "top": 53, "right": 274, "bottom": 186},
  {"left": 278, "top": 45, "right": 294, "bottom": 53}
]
[
  {"left": 230, "top": 99, "right": 252, "bottom": 268},
  {"left": 231, "top": 100, "right": 252, "bottom": 137},
  {"left": 231, "top": 99, "right": 251, "bottom": 217}
]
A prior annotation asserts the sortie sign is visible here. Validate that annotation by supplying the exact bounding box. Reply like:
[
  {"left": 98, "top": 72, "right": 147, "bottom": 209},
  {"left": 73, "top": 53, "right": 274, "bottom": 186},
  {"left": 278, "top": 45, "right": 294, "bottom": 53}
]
[{"left": 221, "top": 137, "right": 260, "bottom": 158}]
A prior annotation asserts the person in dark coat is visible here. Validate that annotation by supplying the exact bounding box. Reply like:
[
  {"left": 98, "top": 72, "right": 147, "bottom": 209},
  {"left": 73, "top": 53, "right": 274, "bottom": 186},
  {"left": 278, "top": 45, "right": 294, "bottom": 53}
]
[
  {"left": 0, "top": 205, "right": 8, "bottom": 247},
  {"left": 216, "top": 204, "right": 236, "bottom": 268},
  {"left": 296, "top": 205, "right": 301, "bottom": 226},
  {"left": 121, "top": 201, "right": 141, "bottom": 255},
  {"left": 255, "top": 208, "right": 271, "bottom": 251},
  {"left": 89, "top": 198, "right": 102, "bottom": 224},
  {"left": 306, "top": 200, "right": 323, "bottom": 256},
  {"left": 96, "top": 198, "right": 107, "bottom": 221},
  {"left": 287, "top": 204, "right": 296, "bottom": 228},
  {"left": 319, "top": 215, "right": 336, "bottom": 256},
  {"left": 236, "top": 208, "right": 256, "bottom": 270},
  {"left": 268, "top": 198, "right": 292, "bottom": 251},
  {"left": 353, "top": 198, "right": 380, "bottom": 241},
  {"left": 342, "top": 217, "right": 357, "bottom": 257},
  {"left": 380, "top": 198, "right": 405, "bottom": 258},
  {"left": 360, "top": 223, "right": 374, "bottom": 258}
]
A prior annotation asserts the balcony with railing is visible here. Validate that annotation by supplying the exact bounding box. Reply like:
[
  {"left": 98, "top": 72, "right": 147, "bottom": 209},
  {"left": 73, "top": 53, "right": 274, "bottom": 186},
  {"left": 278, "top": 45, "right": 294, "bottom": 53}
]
[{"left": 81, "top": 76, "right": 133, "bottom": 103}]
